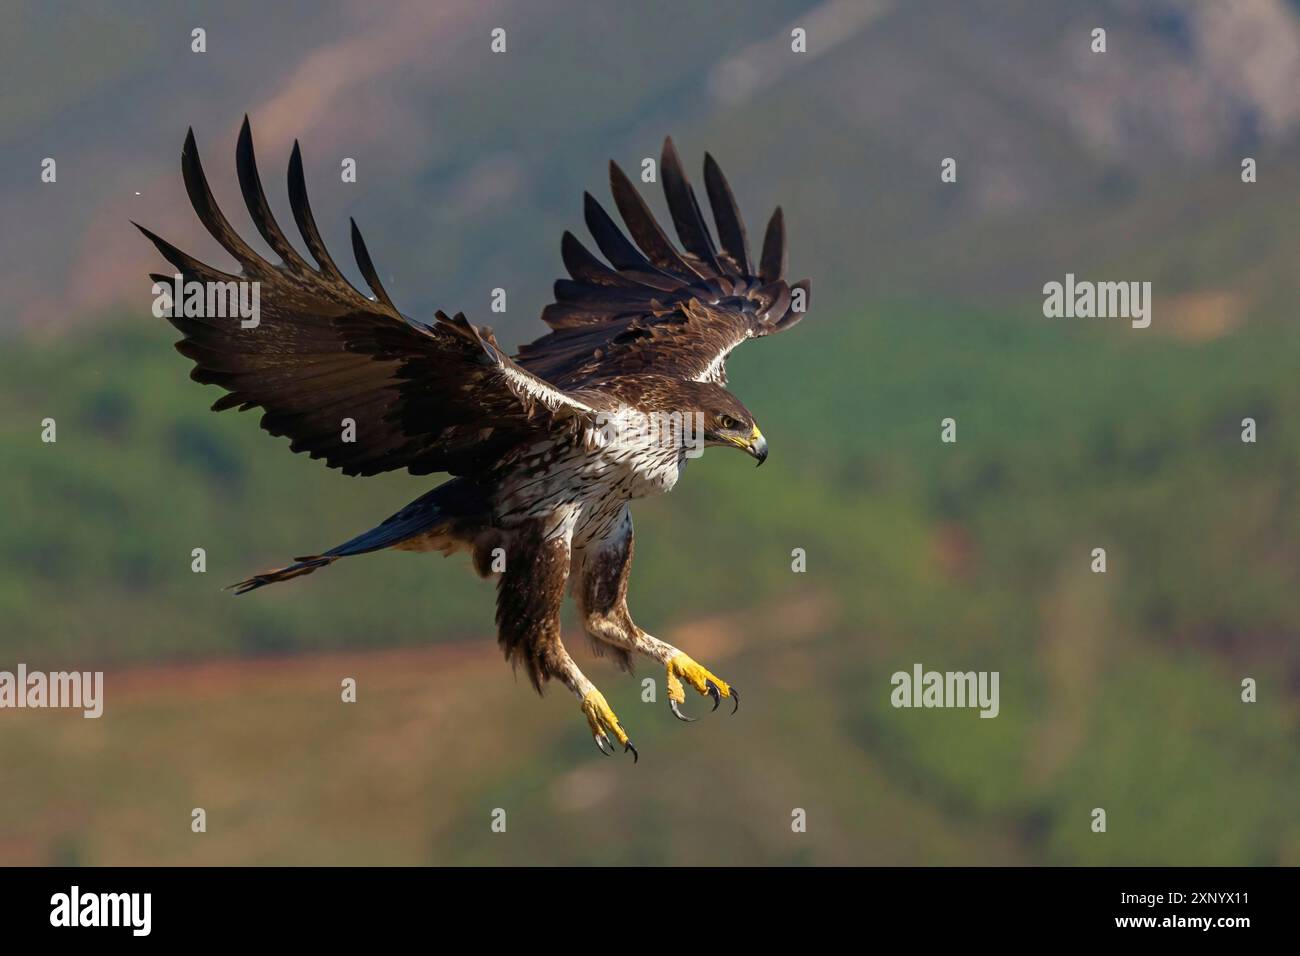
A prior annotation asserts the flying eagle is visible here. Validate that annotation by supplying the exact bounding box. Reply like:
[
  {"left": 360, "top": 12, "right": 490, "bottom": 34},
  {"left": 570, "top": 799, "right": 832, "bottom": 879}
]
[{"left": 137, "top": 118, "right": 810, "bottom": 760}]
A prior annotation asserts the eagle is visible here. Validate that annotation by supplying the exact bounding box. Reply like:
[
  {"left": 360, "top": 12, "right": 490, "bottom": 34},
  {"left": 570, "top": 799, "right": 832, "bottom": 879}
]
[{"left": 137, "top": 117, "right": 810, "bottom": 761}]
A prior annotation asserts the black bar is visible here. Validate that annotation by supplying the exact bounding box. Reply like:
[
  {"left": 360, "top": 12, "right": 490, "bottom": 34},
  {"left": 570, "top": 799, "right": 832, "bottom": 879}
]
[{"left": 0, "top": 866, "right": 1284, "bottom": 941}]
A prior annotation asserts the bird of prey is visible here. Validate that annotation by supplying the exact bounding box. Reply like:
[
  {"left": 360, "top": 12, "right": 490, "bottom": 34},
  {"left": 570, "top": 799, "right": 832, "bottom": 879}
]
[{"left": 137, "top": 117, "right": 810, "bottom": 760}]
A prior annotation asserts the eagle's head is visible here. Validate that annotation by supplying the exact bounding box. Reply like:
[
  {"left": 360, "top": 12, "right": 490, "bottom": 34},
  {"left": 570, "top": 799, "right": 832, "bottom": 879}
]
[{"left": 681, "top": 381, "right": 767, "bottom": 466}]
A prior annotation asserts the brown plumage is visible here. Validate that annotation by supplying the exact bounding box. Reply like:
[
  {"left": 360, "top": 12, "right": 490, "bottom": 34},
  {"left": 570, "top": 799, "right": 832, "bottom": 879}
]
[
  {"left": 517, "top": 140, "right": 809, "bottom": 387},
  {"left": 139, "top": 117, "right": 812, "bottom": 759}
]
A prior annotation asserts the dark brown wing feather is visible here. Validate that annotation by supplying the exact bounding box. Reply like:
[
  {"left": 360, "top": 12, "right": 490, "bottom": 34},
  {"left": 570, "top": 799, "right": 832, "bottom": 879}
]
[
  {"left": 139, "top": 117, "right": 593, "bottom": 478},
  {"left": 516, "top": 137, "right": 811, "bottom": 388}
]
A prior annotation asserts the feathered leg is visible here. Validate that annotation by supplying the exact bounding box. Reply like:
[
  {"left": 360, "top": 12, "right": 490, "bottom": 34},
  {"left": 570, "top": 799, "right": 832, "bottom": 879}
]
[
  {"left": 500, "top": 515, "right": 637, "bottom": 760},
  {"left": 575, "top": 510, "right": 738, "bottom": 722}
]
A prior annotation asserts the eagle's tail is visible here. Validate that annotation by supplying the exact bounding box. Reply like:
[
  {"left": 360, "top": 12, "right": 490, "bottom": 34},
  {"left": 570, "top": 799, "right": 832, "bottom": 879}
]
[
  {"left": 226, "top": 555, "right": 338, "bottom": 594},
  {"left": 226, "top": 477, "right": 489, "bottom": 595}
]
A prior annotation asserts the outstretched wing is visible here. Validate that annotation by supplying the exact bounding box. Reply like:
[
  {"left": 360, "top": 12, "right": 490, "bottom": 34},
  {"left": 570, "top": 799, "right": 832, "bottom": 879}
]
[
  {"left": 515, "top": 137, "right": 811, "bottom": 388},
  {"left": 138, "top": 117, "right": 594, "bottom": 478}
]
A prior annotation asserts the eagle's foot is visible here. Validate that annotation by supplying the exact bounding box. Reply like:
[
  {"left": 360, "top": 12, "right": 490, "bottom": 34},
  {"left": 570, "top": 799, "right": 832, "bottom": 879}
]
[
  {"left": 581, "top": 688, "right": 638, "bottom": 762},
  {"left": 665, "top": 652, "right": 739, "bottom": 721}
]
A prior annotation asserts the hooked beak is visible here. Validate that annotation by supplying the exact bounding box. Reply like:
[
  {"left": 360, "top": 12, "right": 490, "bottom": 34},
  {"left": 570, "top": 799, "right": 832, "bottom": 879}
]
[{"left": 745, "top": 425, "right": 768, "bottom": 467}]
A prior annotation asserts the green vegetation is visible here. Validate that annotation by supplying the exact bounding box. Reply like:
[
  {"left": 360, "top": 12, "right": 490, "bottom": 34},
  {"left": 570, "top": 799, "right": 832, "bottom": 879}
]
[{"left": 1, "top": 299, "right": 1297, "bottom": 864}]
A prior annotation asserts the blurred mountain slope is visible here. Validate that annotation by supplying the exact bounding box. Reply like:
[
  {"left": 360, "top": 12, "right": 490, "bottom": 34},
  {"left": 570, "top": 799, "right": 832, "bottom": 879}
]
[
  {"left": 5, "top": 0, "right": 1300, "bottom": 334},
  {"left": 2, "top": 295, "right": 1298, "bottom": 864}
]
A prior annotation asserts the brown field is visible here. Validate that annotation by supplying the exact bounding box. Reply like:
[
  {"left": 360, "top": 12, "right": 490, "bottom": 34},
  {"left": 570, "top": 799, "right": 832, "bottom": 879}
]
[{"left": 0, "top": 595, "right": 1031, "bottom": 866}]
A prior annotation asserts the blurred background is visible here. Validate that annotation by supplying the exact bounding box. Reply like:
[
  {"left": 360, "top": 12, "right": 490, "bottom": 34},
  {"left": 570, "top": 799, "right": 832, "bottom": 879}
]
[{"left": 1, "top": 0, "right": 1298, "bottom": 865}]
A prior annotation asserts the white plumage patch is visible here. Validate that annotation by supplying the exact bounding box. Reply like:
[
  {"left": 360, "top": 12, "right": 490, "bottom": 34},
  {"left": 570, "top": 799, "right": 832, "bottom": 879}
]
[
  {"left": 496, "top": 405, "right": 686, "bottom": 548},
  {"left": 693, "top": 328, "right": 752, "bottom": 384},
  {"left": 496, "top": 361, "right": 595, "bottom": 415}
]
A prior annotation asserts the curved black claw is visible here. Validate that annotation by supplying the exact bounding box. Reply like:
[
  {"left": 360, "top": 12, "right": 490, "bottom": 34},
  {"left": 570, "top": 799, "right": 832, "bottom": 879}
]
[
  {"left": 669, "top": 698, "right": 696, "bottom": 722},
  {"left": 594, "top": 733, "right": 616, "bottom": 757},
  {"left": 706, "top": 680, "right": 722, "bottom": 712},
  {"left": 730, "top": 686, "right": 740, "bottom": 715},
  {"left": 624, "top": 740, "right": 639, "bottom": 763}
]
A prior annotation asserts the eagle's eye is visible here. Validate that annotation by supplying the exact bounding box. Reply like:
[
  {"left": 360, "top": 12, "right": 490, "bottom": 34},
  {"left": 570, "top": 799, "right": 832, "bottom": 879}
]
[{"left": 718, "top": 414, "right": 742, "bottom": 431}]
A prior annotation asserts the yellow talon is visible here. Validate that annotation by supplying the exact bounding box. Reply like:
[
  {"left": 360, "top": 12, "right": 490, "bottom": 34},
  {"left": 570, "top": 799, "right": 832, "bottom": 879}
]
[
  {"left": 581, "top": 688, "right": 635, "bottom": 760},
  {"left": 665, "top": 652, "right": 734, "bottom": 717}
]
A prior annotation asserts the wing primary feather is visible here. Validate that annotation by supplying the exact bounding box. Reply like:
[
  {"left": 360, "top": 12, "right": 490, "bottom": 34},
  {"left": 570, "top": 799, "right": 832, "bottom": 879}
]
[
  {"left": 560, "top": 230, "right": 634, "bottom": 286},
  {"left": 133, "top": 222, "right": 240, "bottom": 281},
  {"left": 349, "top": 218, "right": 397, "bottom": 312},
  {"left": 583, "top": 191, "right": 660, "bottom": 274},
  {"left": 608, "top": 160, "right": 703, "bottom": 278},
  {"left": 235, "top": 116, "right": 313, "bottom": 273},
  {"left": 771, "top": 278, "right": 810, "bottom": 333},
  {"left": 702, "top": 152, "right": 752, "bottom": 276},
  {"left": 659, "top": 137, "right": 722, "bottom": 274},
  {"left": 287, "top": 140, "right": 349, "bottom": 284},
  {"left": 755, "top": 281, "right": 791, "bottom": 326},
  {"left": 181, "top": 127, "right": 271, "bottom": 275},
  {"left": 759, "top": 206, "right": 786, "bottom": 281}
]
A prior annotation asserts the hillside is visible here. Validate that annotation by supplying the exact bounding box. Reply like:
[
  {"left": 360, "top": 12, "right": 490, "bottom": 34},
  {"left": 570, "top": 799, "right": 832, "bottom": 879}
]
[
  {"left": 7, "top": 0, "right": 1300, "bottom": 336},
  {"left": 2, "top": 294, "right": 1297, "bottom": 864}
]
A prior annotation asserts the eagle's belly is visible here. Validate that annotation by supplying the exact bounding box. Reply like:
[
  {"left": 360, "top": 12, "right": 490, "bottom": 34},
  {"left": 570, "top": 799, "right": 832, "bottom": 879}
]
[{"left": 495, "top": 421, "right": 684, "bottom": 547}]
